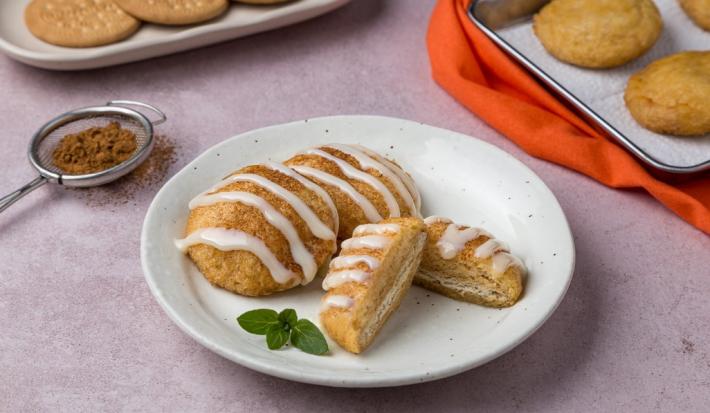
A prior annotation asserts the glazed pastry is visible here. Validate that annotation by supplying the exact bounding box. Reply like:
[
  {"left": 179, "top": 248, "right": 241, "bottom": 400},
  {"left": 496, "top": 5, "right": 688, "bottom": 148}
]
[
  {"left": 284, "top": 144, "right": 421, "bottom": 239},
  {"left": 415, "top": 217, "right": 525, "bottom": 308},
  {"left": 175, "top": 162, "right": 338, "bottom": 296},
  {"left": 320, "top": 217, "right": 426, "bottom": 354}
]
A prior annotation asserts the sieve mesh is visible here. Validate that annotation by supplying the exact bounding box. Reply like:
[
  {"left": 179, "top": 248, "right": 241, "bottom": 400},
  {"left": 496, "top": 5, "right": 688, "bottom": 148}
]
[{"left": 34, "top": 114, "right": 150, "bottom": 177}]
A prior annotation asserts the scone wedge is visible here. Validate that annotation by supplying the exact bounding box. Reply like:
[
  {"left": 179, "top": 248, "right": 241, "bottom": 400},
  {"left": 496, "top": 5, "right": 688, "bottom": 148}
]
[
  {"left": 320, "top": 217, "right": 426, "bottom": 354},
  {"left": 415, "top": 217, "right": 526, "bottom": 308}
]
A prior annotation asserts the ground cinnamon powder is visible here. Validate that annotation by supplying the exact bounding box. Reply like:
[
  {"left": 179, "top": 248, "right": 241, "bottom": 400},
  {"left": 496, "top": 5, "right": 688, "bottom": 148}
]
[
  {"left": 70, "top": 134, "right": 179, "bottom": 207},
  {"left": 52, "top": 121, "right": 137, "bottom": 174}
]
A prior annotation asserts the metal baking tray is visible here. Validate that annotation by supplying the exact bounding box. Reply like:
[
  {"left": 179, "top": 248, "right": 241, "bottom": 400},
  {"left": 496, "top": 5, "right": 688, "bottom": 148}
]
[{"left": 468, "top": 0, "right": 710, "bottom": 175}]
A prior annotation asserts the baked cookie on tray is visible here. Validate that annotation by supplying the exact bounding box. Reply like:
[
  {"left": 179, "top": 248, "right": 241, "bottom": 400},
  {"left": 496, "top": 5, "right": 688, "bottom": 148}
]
[
  {"left": 679, "top": 0, "right": 710, "bottom": 30},
  {"left": 624, "top": 51, "right": 710, "bottom": 136},
  {"left": 114, "top": 0, "right": 228, "bottom": 25},
  {"left": 533, "top": 0, "right": 662, "bottom": 69},
  {"left": 25, "top": 0, "right": 140, "bottom": 47}
]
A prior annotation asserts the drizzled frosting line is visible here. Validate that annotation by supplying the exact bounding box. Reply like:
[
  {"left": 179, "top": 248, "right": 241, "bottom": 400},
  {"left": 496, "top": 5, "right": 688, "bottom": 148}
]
[{"left": 175, "top": 228, "right": 297, "bottom": 284}]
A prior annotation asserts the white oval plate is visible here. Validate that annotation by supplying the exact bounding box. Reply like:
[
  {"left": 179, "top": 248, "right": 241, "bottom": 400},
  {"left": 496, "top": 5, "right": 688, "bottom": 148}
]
[
  {"left": 0, "top": 0, "right": 349, "bottom": 70},
  {"left": 141, "top": 115, "right": 575, "bottom": 387}
]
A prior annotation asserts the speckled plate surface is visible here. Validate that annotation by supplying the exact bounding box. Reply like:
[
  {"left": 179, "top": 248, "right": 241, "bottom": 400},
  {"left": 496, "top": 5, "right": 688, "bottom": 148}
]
[{"left": 141, "top": 115, "right": 575, "bottom": 387}]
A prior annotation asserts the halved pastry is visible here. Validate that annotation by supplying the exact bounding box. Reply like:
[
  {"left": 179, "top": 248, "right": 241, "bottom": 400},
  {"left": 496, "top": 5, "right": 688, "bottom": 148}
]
[
  {"left": 284, "top": 144, "right": 421, "bottom": 239},
  {"left": 320, "top": 217, "right": 426, "bottom": 354},
  {"left": 175, "top": 162, "right": 338, "bottom": 296},
  {"left": 415, "top": 217, "right": 526, "bottom": 308}
]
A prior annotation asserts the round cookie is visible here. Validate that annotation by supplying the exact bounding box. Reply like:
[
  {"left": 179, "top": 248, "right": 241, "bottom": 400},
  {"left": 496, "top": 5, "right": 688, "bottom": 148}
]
[
  {"left": 679, "top": 0, "right": 710, "bottom": 30},
  {"left": 114, "top": 0, "right": 228, "bottom": 25},
  {"left": 25, "top": 0, "right": 140, "bottom": 48},
  {"left": 533, "top": 0, "right": 663, "bottom": 69},
  {"left": 624, "top": 51, "right": 710, "bottom": 136}
]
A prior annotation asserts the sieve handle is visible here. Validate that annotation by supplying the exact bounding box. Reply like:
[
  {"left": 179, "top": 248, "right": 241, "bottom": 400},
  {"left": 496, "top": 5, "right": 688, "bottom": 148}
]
[
  {"left": 107, "top": 100, "right": 167, "bottom": 125},
  {"left": 0, "top": 176, "right": 48, "bottom": 213}
]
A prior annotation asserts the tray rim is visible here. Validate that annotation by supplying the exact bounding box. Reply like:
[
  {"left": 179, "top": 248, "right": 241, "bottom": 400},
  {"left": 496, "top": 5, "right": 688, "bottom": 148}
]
[
  {"left": 467, "top": 0, "right": 710, "bottom": 175},
  {"left": 0, "top": 0, "right": 350, "bottom": 71}
]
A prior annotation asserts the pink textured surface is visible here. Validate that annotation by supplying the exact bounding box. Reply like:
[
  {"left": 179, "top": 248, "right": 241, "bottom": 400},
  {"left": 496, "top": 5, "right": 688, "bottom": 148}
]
[{"left": 1, "top": 1, "right": 708, "bottom": 411}]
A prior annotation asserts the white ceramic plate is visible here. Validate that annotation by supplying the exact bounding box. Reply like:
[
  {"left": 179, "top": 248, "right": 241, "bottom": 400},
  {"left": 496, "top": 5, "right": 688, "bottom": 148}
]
[
  {"left": 141, "top": 115, "right": 575, "bottom": 387},
  {"left": 0, "top": 0, "right": 349, "bottom": 70}
]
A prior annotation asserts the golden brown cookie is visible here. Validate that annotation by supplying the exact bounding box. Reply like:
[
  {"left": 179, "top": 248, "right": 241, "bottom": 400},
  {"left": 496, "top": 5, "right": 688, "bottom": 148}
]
[
  {"left": 679, "top": 0, "right": 710, "bottom": 30},
  {"left": 25, "top": 0, "right": 140, "bottom": 48},
  {"left": 624, "top": 51, "right": 710, "bottom": 136},
  {"left": 114, "top": 0, "right": 228, "bottom": 25},
  {"left": 533, "top": 0, "right": 663, "bottom": 68}
]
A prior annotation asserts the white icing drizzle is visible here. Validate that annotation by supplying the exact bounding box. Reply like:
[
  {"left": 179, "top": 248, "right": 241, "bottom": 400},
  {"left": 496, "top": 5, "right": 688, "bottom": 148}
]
[
  {"left": 189, "top": 191, "right": 317, "bottom": 284},
  {"left": 341, "top": 235, "right": 392, "bottom": 250},
  {"left": 423, "top": 216, "right": 453, "bottom": 225},
  {"left": 291, "top": 165, "right": 383, "bottom": 223},
  {"left": 322, "top": 294, "right": 354, "bottom": 310},
  {"left": 324, "top": 144, "right": 418, "bottom": 216},
  {"left": 322, "top": 269, "right": 371, "bottom": 290},
  {"left": 352, "top": 144, "right": 422, "bottom": 213},
  {"left": 300, "top": 148, "right": 401, "bottom": 218},
  {"left": 329, "top": 255, "right": 381, "bottom": 271},
  {"left": 492, "top": 253, "right": 526, "bottom": 275},
  {"left": 323, "top": 252, "right": 382, "bottom": 290},
  {"left": 352, "top": 223, "right": 401, "bottom": 236},
  {"left": 194, "top": 173, "right": 335, "bottom": 241},
  {"left": 474, "top": 238, "right": 510, "bottom": 259},
  {"left": 261, "top": 162, "right": 339, "bottom": 235},
  {"left": 437, "top": 223, "right": 492, "bottom": 259},
  {"left": 429, "top": 218, "right": 526, "bottom": 274},
  {"left": 321, "top": 218, "right": 401, "bottom": 297},
  {"left": 175, "top": 228, "right": 296, "bottom": 284}
]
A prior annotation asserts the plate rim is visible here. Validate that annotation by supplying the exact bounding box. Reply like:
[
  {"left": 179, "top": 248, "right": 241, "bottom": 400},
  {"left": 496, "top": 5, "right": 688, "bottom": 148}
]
[{"left": 141, "top": 114, "right": 575, "bottom": 387}]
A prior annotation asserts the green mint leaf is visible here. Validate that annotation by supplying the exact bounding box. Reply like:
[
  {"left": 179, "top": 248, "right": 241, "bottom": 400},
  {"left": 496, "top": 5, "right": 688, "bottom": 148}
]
[
  {"left": 266, "top": 325, "right": 290, "bottom": 350},
  {"left": 278, "top": 308, "right": 298, "bottom": 329},
  {"left": 237, "top": 309, "right": 280, "bottom": 335},
  {"left": 290, "top": 319, "right": 329, "bottom": 355}
]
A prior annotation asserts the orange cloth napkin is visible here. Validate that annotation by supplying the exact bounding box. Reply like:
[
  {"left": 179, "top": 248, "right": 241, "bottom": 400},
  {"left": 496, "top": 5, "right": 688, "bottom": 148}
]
[{"left": 427, "top": 0, "right": 710, "bottom": 234}]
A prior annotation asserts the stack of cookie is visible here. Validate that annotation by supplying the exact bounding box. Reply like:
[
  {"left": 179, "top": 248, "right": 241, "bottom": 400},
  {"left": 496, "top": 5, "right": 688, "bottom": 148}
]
[
  {"left": 25, "top": 0, "right": 293, "bottom": 48},
  {"left": 532, "top": 0, "right": 709, "bottom": 137}
]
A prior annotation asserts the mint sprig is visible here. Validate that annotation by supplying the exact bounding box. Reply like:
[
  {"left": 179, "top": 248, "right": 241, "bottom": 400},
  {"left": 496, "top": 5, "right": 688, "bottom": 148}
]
[
  {"left": 266, "top": 324, "right": 290, "bottom": 350},
  {"left": 237, "top": 309, "right": 280, "bottom": 334},
  {"left": 290, "top": 319, "right": 329, "bottom": 355},
  {"left": 237, "top": 308, "right": 329, "bottom": 355}
]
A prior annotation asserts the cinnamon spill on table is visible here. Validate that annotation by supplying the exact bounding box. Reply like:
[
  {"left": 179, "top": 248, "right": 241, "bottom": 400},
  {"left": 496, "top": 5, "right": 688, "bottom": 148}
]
[{"left": 68, "top": 134, "right": 179, "bottom": 207}]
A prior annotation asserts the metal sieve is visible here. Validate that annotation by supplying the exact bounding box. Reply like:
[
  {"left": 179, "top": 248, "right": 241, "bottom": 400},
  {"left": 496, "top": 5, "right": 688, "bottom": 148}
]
[{"left": 0, "top": 100, "right": 166, "bottom": 213}]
